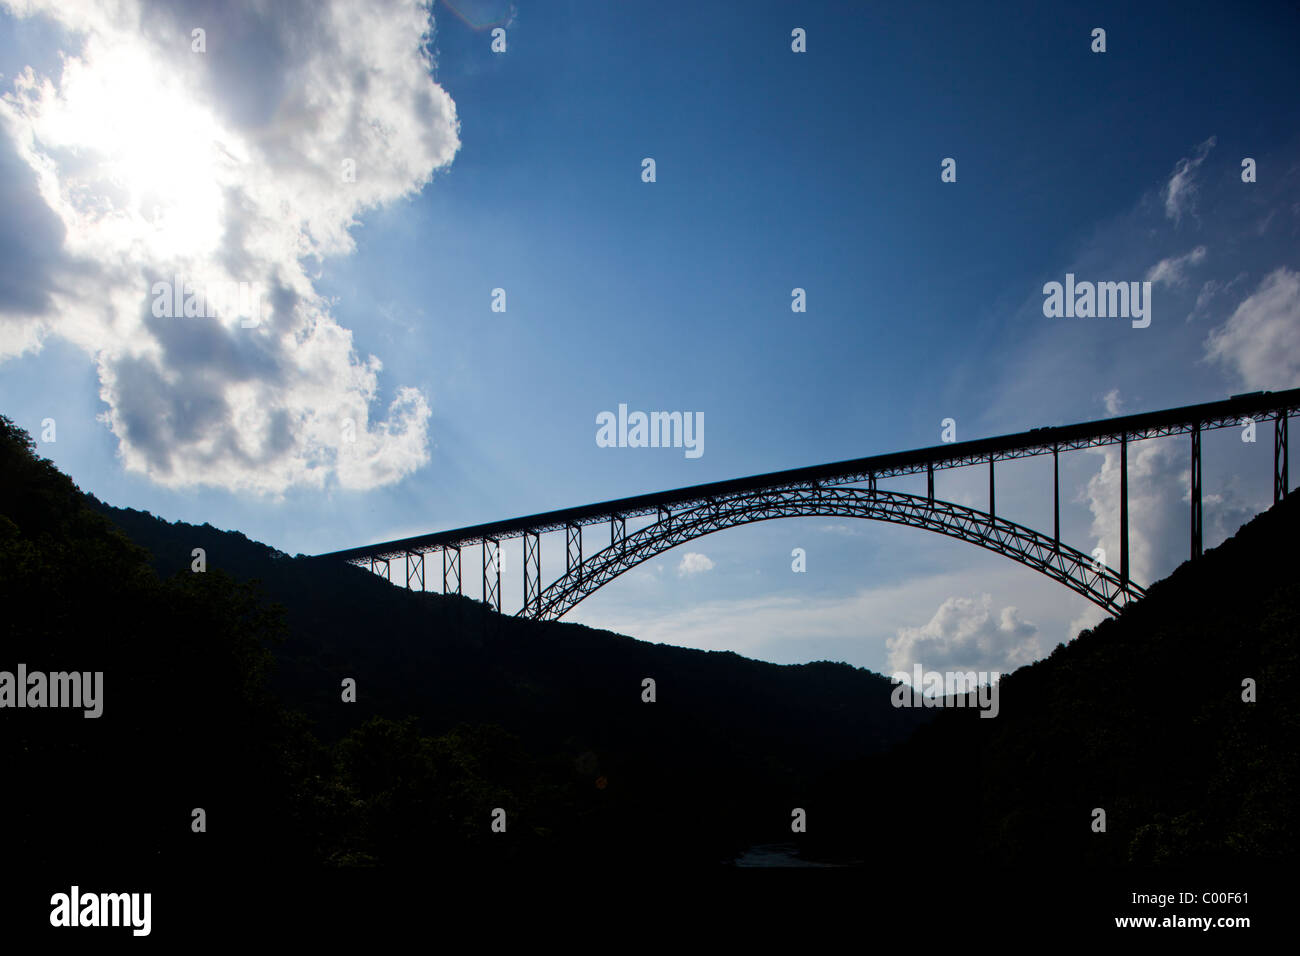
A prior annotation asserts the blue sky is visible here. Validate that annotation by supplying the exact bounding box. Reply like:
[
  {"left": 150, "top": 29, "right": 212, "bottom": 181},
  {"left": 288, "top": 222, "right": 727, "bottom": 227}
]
[{"left": 1, "top": 0, "right": 1297, "bottom": 675}]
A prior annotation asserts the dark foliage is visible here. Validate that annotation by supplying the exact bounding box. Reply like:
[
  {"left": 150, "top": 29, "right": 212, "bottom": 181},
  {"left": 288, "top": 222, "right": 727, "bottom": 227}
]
[
  {"left": 2, "top": 413, "right": 925, "bottom": 874},
  {"left": 5, "top": 411, "right": 1294, "bottom": 875},
  {"left": 803, "top": 492, "right": 1300, "bottom": 866}
]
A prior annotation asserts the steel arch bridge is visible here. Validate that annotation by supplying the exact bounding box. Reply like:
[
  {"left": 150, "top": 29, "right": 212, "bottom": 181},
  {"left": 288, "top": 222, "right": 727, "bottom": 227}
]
[
  {"left": 319, "top": 389, "right": 1298, "bottom": 622},
  {"left": 529, "top": 487, "right": 1138, "bottom": 621}
]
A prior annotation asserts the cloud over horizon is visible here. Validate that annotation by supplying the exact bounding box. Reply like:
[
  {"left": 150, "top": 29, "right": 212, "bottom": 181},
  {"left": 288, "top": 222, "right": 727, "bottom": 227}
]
[{"left": 886, "top": 593, "right": 1040, "bottom": 676}]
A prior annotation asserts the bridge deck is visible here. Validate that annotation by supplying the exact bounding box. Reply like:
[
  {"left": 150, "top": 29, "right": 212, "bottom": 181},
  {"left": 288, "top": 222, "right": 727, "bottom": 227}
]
[{"left": 319, "top": 389, "right": 1299, "bottom": 561}]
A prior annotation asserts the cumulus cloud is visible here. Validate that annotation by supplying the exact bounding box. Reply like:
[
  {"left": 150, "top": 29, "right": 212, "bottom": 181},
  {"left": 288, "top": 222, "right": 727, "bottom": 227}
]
[
  {"left": 1078, "top": 434, "right": 1260, "bottom": 592},
  {"left": 677, "top": 552, "right": 715, "bottom": 575},
  {"left": 1079, "top": 440, "right": 1182, "bottom": 587},
  {"left": 0, "top": 0, "right": 460, "bottom": 493},
  {"left": 1146, "top": 245, "right": 1207, "bottom": 287},
  {"left": 1163, "top": 136, "right": 1215, "bottom": 224},
  {"left": 1102, "top": 388, "right": 1123, "bottom": 416},
  {"left": 886, "top": 594, "right": 1040, "bottom": 675},
  {"left": 0, "top": 120, "right": 64, "bottom": 321},
  {"left": 1204, "top": 268, "right": 1300, "bottom": 391}
]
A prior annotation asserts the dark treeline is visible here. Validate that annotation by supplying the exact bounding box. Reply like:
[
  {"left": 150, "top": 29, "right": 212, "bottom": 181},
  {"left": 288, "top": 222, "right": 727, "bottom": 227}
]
[
  {"left": 1, "top": 414, "right": 925, "bottom": 875},
  {"left": 804, "top": 489, "right": 1300, "bottom": 867},
  {"left": 2, "top": 413, "right": 1295, "bottom": 879}
]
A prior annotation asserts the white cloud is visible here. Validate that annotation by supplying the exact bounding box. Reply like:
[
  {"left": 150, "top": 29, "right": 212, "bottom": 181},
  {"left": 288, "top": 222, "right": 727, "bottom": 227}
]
[
  {"left": 1146, "top": 245, "right": 1207, "bottom": 287},
  {"left": 1102, "top": 388, "right": 1123, "bottom": 416},
  {"left": 571, "top": 560, "right": 1091, "bottom": 674},
  {"left": 1204, "top": 267, "right": 1300, "bottom": 391},
  {"left": 1077, "top": 434, "right": 1261, "bottom": 591},
  {"left": 886, "top": 593, "right": 1040, "bottom": 675},
  {"left": 1079, "top": 440, "right": 1182, "bottom": 587},
  {"left": 1163, "top": 136, "right": 1215, "bottom": 224},
  {"left": 677, "top": 552, "right": 715, "bottom": 575},
  {"left": 0, "top": 0, "right": 461, "bottom": 494}
]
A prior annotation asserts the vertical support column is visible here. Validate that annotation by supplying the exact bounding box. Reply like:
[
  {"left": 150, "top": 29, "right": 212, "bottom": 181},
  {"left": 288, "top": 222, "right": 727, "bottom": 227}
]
[
  {"left": 869, "top": 472, "right": 876, "bottom": 495},
  {"left": 1052, "top": 445, "right": 1060, "bottom": 551},
  {"left": 523, "top": 531, "right": 540, "bottom": 616},
  {"left": 405, "top": 550, "right": 424, "bottom": 591},
  {"left": 370, "top": 556, "right": 390, "bottom": 581},
  {"left": 1276, "top": 412, "right": 1289, "bottom": 504},
  {"left": 1191, "top": 424, "right": 1203, "bottom": 560},
  {"left": 565, "top": 523, "right": 582, "bottom": 579},
  {"left": 1119, "top": 434, "right": 1129, "bottom": 590},
  {"left": 482, "top": 538, "right": 500, "bottom": 612},
  {"left": 988, "top": 456, "right": 996, "bottom": 519},
  {"left": 443, "top": 546, "right": 462, "bottom": 595},
  {"left": 926, "top": 462, "right": 934, "bottom": 506},
  {"left": 611, "top": 513, "right": 626, "bottom": 549}
]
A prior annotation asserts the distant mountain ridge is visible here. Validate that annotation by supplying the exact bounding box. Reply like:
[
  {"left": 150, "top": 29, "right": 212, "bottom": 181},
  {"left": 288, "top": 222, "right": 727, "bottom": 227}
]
[
  {"left": 84, "top": 493, "right": 935, "bottom": 863},
  {"left": 86, "top": 497, "right": 928, "bottom": 762}
]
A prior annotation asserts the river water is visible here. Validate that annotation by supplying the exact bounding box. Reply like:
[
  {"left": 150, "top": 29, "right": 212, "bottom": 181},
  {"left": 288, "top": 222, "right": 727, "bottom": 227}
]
[{"left": 731, "top": 843, "right": 848, "bottom": 867}]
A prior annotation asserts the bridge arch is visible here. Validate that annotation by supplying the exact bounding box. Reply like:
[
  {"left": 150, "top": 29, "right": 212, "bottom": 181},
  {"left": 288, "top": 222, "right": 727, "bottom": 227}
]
[{"left": 528, "top": 487, "right": 1143, "bottom": 621}]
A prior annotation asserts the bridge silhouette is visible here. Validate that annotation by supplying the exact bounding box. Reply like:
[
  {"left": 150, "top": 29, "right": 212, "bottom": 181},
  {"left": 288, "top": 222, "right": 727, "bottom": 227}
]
[{"left": 321, "top": 390, "right": 1297, "bottom": 621}]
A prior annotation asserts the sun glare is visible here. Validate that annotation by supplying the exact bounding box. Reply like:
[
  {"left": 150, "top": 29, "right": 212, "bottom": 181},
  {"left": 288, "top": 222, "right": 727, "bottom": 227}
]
[{"left": 39, "top": 45, "right": 231, "bottom": 259}]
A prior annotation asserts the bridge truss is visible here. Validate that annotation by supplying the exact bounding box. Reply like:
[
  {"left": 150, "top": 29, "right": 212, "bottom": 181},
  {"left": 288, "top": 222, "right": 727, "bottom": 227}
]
[{"left": 319, "top": 389, "right": 1298, "bottom": 621}]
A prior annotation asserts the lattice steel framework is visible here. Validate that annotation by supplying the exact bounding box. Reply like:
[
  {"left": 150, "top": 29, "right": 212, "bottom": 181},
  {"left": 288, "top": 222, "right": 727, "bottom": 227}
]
[
  {"left": 405, "top": 551, "right": 424, "bottom": 591},
  {"left": 523, "top": 531, "right": 541, "bottom": 616},
  {"left": 443, "top": 546, "right": 461, "bottom": 595},
  {"left": 320, "top": 389, "right": 1299, "bottom": 620},
  {"left": 527, "top": 487, "right": 1143, "bottom": 622},
  {"left": 482, "top": 538, "right": 500, "bottom": 612},
  {"left": 565, "top": 523, "right": 582, "bottom": 578}
]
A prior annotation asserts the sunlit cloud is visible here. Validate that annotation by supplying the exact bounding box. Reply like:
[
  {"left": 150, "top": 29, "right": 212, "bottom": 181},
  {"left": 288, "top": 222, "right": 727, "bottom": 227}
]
[
  {"left": 677, "top": 552, "right": 715, "bottom": 575},
  {"left": 886, "top": 593, "right": 1040, "bottom": 676},
  {"left": 1204, "top": 267, "right": 1300, "bottom": 391},
  {"left": 0, "top": 0, "right": 460, "bottom": 494}
]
